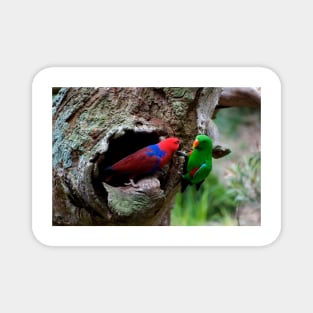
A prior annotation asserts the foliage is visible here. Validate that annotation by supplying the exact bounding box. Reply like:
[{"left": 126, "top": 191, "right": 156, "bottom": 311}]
[
  {"left": 171, "top": 173, "right": 237, "bottom": 226},
  {"left": 226, "top": 152, "right": 261, "bottom": 210},
  {"left": 171, "top": 152, "right": 261, "bottom": 226}
]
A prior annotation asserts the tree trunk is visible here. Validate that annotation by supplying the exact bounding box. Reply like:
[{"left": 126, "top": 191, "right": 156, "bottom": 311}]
[{"left": 52, "top": 87, "right": 229, "bottom": 226}]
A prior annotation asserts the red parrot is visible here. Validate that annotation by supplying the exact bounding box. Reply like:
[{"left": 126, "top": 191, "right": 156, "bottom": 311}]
[{"left": 103, "top": 137, "right": 180, "bottom": 186}]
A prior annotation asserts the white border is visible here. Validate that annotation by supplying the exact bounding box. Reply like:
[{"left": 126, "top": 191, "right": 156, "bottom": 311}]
[{"left": 32, "top": 67, "right": 281, "bottom": 246}]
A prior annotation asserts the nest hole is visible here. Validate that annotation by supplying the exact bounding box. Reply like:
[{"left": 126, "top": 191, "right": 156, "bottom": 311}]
[{"left": 93, "top": 129, "right": 162, "bottom": 187}]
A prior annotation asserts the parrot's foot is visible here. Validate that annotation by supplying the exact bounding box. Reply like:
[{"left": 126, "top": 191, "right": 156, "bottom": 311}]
[{"left": 124, "top": 179, "right": 139, "bottom": 188}]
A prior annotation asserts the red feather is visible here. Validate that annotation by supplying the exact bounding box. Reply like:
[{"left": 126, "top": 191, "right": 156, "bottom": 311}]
[
  {"left": 189, "top": 167, "right": 200, "bottom": 178},
  {"left": 104, "top": 137, "right": 180, "bottom": 182},
  {"left": 110, "top": 147, "right": 160, "bottom": 178}
]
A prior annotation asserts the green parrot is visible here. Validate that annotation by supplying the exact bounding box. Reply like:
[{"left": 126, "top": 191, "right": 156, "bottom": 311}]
[{"left": 180, "top": 134, "right": 213, "bottom": 192}]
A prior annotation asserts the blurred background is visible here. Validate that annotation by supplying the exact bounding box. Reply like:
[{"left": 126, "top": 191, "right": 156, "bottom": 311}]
[{"left": 171, "top": 105, "right": 261, "bottom": 226}]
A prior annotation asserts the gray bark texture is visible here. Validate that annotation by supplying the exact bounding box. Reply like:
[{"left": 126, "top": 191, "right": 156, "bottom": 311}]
[{"left": 52, "top": 87, "right": 230, "bottom": 226}]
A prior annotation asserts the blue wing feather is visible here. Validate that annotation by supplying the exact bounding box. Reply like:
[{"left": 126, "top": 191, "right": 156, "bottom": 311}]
[{"left": 108, "top": 144, "right": 165, "bottom": 178}]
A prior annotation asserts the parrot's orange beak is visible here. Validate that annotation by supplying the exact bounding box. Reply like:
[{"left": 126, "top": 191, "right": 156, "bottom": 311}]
[{"left": 192, "top": 139, "right": 199, "bottom": 149}]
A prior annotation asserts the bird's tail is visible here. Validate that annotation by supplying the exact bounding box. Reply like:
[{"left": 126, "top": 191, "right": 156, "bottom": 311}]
[{"left": 181, "top": 178, "right": 190, "bottom": 192}]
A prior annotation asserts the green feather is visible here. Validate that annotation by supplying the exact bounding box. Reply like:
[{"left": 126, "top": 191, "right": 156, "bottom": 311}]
[{"left": 181, "top": 135, "right": 213, "bottom": 192}]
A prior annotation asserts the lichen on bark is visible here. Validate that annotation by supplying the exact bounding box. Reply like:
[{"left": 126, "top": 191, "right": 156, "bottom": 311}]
[{"left": 52, "top": 87, "right": 229, "bottom": 226}]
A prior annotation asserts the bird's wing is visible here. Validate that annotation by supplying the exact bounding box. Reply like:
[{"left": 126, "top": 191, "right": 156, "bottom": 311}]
[
  {"left": 190, "top": 163, "right": 211, "bottom": 184},
  {"left": 111, "top": 148, "right": 160, "bottom": 176}
]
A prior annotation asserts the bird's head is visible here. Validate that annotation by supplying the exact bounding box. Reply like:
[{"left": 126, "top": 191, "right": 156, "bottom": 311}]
[
  {"left": 159, "top": 137, "right": 180, "bottom": 154},
  {"left": 192, "top": 135, "right": 213, "bottom": 151}
]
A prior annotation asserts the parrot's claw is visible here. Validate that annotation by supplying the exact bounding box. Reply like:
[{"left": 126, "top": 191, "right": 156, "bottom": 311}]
[{"left": 125, "top": 179, "right": 139, "bottom": 188}]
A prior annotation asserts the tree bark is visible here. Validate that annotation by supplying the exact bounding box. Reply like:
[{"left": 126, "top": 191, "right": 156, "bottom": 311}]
[
  {"left": 218, "top": 87, "right": 261, "bottom": 108},
  {"left": 52, "top": 87, "right": 229, "bottom": 226}
]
